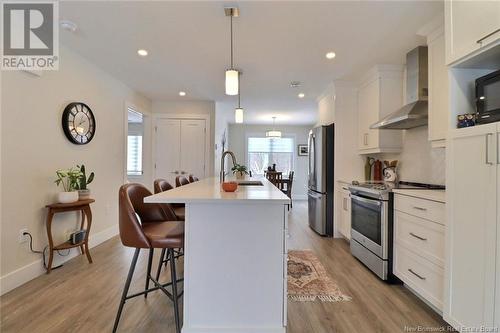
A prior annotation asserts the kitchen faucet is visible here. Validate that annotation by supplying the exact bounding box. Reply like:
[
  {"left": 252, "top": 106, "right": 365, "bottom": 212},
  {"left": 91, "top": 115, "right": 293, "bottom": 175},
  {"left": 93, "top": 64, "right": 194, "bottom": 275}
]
[{"left": 220, "top": 150, "right": 237, "bottom": 183}]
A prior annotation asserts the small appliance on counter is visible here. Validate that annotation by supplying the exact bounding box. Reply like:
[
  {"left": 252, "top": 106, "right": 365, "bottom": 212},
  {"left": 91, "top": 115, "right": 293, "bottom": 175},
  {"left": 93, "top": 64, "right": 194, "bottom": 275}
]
[{"left": 348, "top": 180, "right": 445, "bottom": 281}]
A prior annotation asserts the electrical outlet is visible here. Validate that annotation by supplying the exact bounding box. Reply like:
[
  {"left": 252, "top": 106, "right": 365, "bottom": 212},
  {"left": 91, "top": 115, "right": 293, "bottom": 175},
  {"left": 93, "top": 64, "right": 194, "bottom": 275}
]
[{"left": 19, "top": 228, "right": 29, "bottom": 243}]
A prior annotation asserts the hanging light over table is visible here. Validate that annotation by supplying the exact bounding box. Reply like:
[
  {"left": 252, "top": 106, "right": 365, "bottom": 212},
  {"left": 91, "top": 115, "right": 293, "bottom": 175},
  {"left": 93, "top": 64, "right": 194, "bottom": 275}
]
[{"left": 266, "top": 117, "right": 282, "bottom": 138}]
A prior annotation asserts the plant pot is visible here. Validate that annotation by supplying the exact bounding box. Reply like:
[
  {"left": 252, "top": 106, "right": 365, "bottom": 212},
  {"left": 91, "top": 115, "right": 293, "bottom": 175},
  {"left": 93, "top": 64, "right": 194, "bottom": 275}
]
[
  {"left": 235, "top": 172, "right": 245, "bottom": 180},
  {"left": 58, "top": 191, "right": 79, "bottom": 204},
  {"left": 78, "top": 189, "right": 91, "bottom": 200}
]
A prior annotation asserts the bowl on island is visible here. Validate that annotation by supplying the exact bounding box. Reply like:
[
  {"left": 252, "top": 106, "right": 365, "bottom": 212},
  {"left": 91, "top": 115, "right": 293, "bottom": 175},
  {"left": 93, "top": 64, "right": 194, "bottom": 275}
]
[{"left": 222, "top": 181, "right": 238, "bottom": 192}]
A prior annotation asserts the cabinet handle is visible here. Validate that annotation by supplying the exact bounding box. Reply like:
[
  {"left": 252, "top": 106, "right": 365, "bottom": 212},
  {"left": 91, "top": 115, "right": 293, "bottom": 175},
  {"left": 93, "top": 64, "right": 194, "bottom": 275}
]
[
  {"left": 409, "top": 232, "right": 427, "bottom": 241},
  {"left": 477, "top": 28, "right": 500, "bottom": 44},
  {"left": 412, "top": 206, "right": 427, "bottom": 211},
  {"left": 343, "top": 198, "right": 348, "bottom": 211},
  {"left": 363, "top": 133, "right": 368, "bottom": 146},
  {"left": 486, "top": 133, "right": 493, "bottom": 165},
  {"left": 408, "top": 268, "right": 426, "bottom": 280},
  {"left": 171, "top": 171, "right": 180, "bottom": 174},
  {"left": 180, "top": 171, "right": 186, "bottom": 175},
  {"left": 497, "top": 133, "right": 500, "bottom": 165}
]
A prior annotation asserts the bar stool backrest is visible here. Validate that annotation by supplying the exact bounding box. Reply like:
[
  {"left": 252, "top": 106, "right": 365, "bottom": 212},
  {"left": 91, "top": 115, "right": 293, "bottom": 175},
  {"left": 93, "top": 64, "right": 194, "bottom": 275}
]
[
  {"left": 188, "top": 175, "right": 199, "bottom": 182},
  {"left": 119, "top": 183, "right": 168, "bottom": 248},
  {"left": 176, "top": 176, "right": 189, "bottom": 187}
]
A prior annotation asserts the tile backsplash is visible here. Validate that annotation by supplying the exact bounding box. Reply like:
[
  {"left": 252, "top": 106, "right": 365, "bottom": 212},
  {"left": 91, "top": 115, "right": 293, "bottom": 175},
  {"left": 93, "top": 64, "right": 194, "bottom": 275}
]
[{"left": 371, "top": 126, "right": 446, "bottom": 185}]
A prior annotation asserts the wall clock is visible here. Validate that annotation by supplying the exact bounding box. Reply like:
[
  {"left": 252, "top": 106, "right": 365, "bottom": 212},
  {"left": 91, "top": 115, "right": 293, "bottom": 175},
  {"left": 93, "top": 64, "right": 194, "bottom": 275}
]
[{"left": 61, "top": 102, "right": 96, "bottom": 144}]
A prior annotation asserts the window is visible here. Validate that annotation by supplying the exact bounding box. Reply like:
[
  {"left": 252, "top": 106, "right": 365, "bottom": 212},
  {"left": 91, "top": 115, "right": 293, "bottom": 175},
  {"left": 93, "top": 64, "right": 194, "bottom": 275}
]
[
  {"left": 247, "top": 136, "right": 294, "bottom": 175},
  {"left": 127, "top": 109, "right": 143, "bottom": 176}
]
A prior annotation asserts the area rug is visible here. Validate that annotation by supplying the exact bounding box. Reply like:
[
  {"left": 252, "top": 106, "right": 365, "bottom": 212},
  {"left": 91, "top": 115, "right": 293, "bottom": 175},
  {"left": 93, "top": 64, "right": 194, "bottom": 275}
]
[{"left": 287, "top": 249, "right": 352, "bottom": 303}]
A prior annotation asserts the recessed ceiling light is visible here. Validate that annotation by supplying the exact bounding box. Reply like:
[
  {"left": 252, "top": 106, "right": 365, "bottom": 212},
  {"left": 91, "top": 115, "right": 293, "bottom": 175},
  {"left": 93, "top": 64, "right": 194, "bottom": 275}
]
[
  {"left": 325, "top": 52, "right": 336, "bottom": 59},
  {"left": 179, "top": 91, "right": 186, "bottom": 96},
  {"left": 137, "top": 49, "right": 148, "bottom": 57},
  {"left": 298, "top": 93, "right": 305, "bottom": 98}
]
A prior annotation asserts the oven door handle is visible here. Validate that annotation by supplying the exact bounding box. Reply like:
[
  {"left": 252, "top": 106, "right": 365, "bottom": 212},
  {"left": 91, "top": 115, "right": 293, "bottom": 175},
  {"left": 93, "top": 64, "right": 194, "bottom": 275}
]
[{"left": 351, "top": 194, "right": 382, "bottom": 207}]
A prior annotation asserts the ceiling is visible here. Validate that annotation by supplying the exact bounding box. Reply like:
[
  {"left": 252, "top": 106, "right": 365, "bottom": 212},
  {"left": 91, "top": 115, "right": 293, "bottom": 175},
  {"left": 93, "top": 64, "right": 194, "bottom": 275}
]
[{"left": 60, "top": 1, "right": 443, "bottom": 125}]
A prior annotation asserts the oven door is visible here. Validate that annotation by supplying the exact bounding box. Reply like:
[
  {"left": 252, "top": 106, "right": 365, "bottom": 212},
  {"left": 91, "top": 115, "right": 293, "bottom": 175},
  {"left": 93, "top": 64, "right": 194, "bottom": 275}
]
[{"left": 350, "top": 194, "right": 388, "bottom": 259}]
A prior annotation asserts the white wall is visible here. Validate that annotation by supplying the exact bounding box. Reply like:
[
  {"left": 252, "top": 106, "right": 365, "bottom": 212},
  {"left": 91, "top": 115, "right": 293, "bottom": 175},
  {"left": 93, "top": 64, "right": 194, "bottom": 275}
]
[
  {"left": 373, "top": 126, "right": 446, "bottom": 185},
  {"left": 228, "top": 124, "right": 312, "bottom": 200},
  {"left": 214, "top": 103, "right": 233, "bottom": 176},
  {"left": 152, "top": 100, "right": 215, "bottom": 177},
  {"left": 0, "top": 46, "right": 151, "bottom": 294}
]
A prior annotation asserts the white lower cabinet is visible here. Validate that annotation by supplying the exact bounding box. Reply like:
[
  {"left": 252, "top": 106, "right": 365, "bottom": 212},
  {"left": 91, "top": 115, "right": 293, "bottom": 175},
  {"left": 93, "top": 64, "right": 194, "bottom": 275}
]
[
  {"left": 394, "top": 193, "right": 445, "bottom": 311},
  {"left": 338, "top": 186, "right": 351, "bottom": 240},
  {"left": 446, "top": 124, "right": 498, "bottom": 330}
]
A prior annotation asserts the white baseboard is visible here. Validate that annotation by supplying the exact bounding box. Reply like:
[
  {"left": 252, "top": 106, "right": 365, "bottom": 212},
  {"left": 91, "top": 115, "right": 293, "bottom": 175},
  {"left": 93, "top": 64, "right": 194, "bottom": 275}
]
[
  {"left": 0, "top": 224, "right": 118, "bottom": 296},
  {"left": 182, "top": 327, "right": 285, "bottom": 333}
]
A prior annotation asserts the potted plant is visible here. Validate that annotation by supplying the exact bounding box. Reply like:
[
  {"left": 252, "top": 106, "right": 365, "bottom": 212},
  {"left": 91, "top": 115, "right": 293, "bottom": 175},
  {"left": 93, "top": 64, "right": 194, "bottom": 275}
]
[
  {"left": 54, "top": 168, "right": 83, "bottom": 203},
  {"left": 77, "top": 164, "right": 94, "bottom": 200},
  {"left": 231, "top": 163, "right": 249, "bottom": 180}
]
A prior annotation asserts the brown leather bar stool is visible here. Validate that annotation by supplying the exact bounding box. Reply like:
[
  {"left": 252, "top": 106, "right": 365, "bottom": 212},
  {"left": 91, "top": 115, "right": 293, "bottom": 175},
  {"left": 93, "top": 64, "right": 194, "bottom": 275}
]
[
  {"left": 188, "top": 175, "right": 199, "bottom": 182},
  {"left": 154, "top": 179, "right": 185, "bottom": 221},
  {"left": 113, "top": 183, "right": 184, "bottom": 333},
  {"left": 153, "top": 179, "right": 185, "bottom": 281},
  {"left": 175, "top": 175, "right": 189, "bottom": 187}
]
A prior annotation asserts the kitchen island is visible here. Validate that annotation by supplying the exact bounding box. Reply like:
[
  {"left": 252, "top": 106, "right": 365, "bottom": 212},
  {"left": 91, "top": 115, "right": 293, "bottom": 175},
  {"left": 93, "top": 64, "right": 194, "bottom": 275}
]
[{"left": 145, "top": 177, "right": 290, "bottom": 333}]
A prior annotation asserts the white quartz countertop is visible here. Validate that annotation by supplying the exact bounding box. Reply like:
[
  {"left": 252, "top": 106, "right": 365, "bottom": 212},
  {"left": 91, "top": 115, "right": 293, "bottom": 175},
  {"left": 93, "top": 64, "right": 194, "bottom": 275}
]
[
  {"left": 144, "top": 176, "right": 290, "bottom": 204},
  {"left": 393, "top": 189, "right": 446, "bottom": 203}
]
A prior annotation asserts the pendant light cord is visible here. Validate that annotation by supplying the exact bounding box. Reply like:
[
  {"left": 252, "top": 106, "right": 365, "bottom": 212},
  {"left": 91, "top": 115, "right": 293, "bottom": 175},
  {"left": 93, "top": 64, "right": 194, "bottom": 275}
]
[
  {"left": 238, "top": 73, "right": 241, "bottom": 108},
  {"left": 230, "top": 15, "right": 234, "bottom": 69}
]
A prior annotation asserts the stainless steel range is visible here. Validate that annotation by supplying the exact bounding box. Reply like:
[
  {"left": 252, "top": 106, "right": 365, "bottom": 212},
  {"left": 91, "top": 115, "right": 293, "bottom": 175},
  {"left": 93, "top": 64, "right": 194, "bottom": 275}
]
[{"left": 348, "top": 181, "right": 445, "bottom": 281}]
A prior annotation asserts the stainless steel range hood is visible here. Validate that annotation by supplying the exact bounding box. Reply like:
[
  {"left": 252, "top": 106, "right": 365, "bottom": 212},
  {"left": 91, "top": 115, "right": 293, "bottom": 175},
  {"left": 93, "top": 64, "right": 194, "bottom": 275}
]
[{"left": 370, "top": 46, "right": 428, "bottom": 130}]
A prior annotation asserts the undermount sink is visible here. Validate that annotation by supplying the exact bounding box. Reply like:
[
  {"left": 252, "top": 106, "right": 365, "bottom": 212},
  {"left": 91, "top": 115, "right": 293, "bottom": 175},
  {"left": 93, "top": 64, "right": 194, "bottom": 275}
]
[{"left": 236, "top": 180, "right": 264, "bottom": 186}]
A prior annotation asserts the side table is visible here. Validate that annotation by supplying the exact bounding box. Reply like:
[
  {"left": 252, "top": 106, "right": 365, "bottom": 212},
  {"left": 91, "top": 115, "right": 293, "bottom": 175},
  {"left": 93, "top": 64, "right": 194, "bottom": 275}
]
[{"left": 45, "top": 199, "right": 94, "bottom": 273}]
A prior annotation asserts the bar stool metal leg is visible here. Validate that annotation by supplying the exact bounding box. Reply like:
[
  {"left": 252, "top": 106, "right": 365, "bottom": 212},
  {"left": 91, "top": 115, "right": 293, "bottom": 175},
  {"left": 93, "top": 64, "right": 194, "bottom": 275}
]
[
  {"left": 113, "top": 248, "right": 140, "bottom": 333},
  {"left": 144, "top": 249, "right": 154, "bottom": 298},
  {"left": 155, "top": 248, "right": 166, "bottom": 282},
  {"left": 169, "top": 248, "right": 181, "bottom": 333}
]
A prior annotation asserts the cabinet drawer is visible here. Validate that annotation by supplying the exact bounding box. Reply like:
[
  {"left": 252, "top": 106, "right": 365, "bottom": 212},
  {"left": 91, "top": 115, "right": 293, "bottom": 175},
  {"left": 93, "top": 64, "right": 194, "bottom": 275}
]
[
  {"left": 394, "top": 244, "right": 444, "bottom": 311},
  {"left": 395, "top": 211, "right": 445, "bottom": 267},
  {"left": 395, "top": 194, "right": 445, "bottom": 225}
]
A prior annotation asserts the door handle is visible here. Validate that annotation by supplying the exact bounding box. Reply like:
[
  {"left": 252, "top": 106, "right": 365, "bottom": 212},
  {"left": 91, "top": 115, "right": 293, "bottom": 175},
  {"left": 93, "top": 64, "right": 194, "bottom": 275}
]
[
  {"left": 171, "top": 171, "right": 179, "bottom": 175},
  {"left": 409, "top": 232, "right": 427, "bottom": 241},
  {"left": 486, "top": 133, "right": 493, "bottom": 165},
  {"left": 363, "top": 133, "right": 368, "bottom": 146},
  {"left": 477, "top": 28, "right": 500, "bottom": 45},
  {"left": 408, "top": 268, "right": 426, "bottom": 280},
  {"left": 180, "top": 171, "right": 186, "bottom": 175}
]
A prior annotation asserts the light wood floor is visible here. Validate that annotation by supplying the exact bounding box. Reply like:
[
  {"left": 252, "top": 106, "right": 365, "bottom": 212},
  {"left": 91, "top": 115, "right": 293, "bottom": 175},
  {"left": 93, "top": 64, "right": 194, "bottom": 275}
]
[{"left": 1, "top": 201, "right": 448, "bottom": 332}]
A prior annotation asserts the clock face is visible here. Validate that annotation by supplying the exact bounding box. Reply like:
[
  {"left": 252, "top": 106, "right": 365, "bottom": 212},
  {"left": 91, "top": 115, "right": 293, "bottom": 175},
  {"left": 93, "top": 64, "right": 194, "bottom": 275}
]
[{"left": 62, "top": 102, "right": 96, "bottom": 145}]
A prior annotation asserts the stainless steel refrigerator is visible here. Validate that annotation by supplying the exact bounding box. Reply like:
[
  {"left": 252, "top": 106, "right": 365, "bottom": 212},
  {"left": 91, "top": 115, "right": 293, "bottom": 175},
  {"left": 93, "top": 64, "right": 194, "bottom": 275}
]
[{"left": 307, "top": 124, "right": 334, "bottom": 236}]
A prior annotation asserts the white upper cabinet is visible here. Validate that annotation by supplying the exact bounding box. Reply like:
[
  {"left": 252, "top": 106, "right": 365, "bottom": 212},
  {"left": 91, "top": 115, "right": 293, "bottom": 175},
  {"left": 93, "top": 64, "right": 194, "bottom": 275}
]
[
  {"left": 445, "top": 0, "right": 500, "bottom": 65},
  {"left": 427, "top": 26, "right": 448, "bottom": 148},
  {"left": 357, "top": 65, "right": 403, "bottom": 154}
]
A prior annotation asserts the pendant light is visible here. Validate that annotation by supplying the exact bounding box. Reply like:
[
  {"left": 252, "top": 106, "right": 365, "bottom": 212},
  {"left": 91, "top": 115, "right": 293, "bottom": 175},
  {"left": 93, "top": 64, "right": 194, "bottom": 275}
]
[
  {"left": 235, "top": 72, "right": 244, "bottom": 123},
  {"left": 225, "top": 7, "right": 239, "bottom": 95},
  {"left": 266, "top": 117, "right": 282, "bottom": 138}
]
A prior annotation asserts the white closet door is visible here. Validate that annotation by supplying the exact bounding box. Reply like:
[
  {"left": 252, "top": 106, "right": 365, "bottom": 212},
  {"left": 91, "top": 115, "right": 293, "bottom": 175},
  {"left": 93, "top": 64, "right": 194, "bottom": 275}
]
[
  {"left": 155, "top": 119, "right": 181, "bottom": 185},
  {"left": 180, "top": 119, "right": 206, "bottom": 178}
]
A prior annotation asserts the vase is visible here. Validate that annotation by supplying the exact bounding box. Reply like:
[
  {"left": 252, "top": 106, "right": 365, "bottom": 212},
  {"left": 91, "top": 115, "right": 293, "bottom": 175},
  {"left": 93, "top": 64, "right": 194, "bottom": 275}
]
[
  {"left": 235, "top": 172, "right": 245, "bottom": 180},
  {"left": 58, "top": 191, "right": 79, "bottom": 204},
  {"left": 78, "top": 189, "right": 91, "bottom": 200}
]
